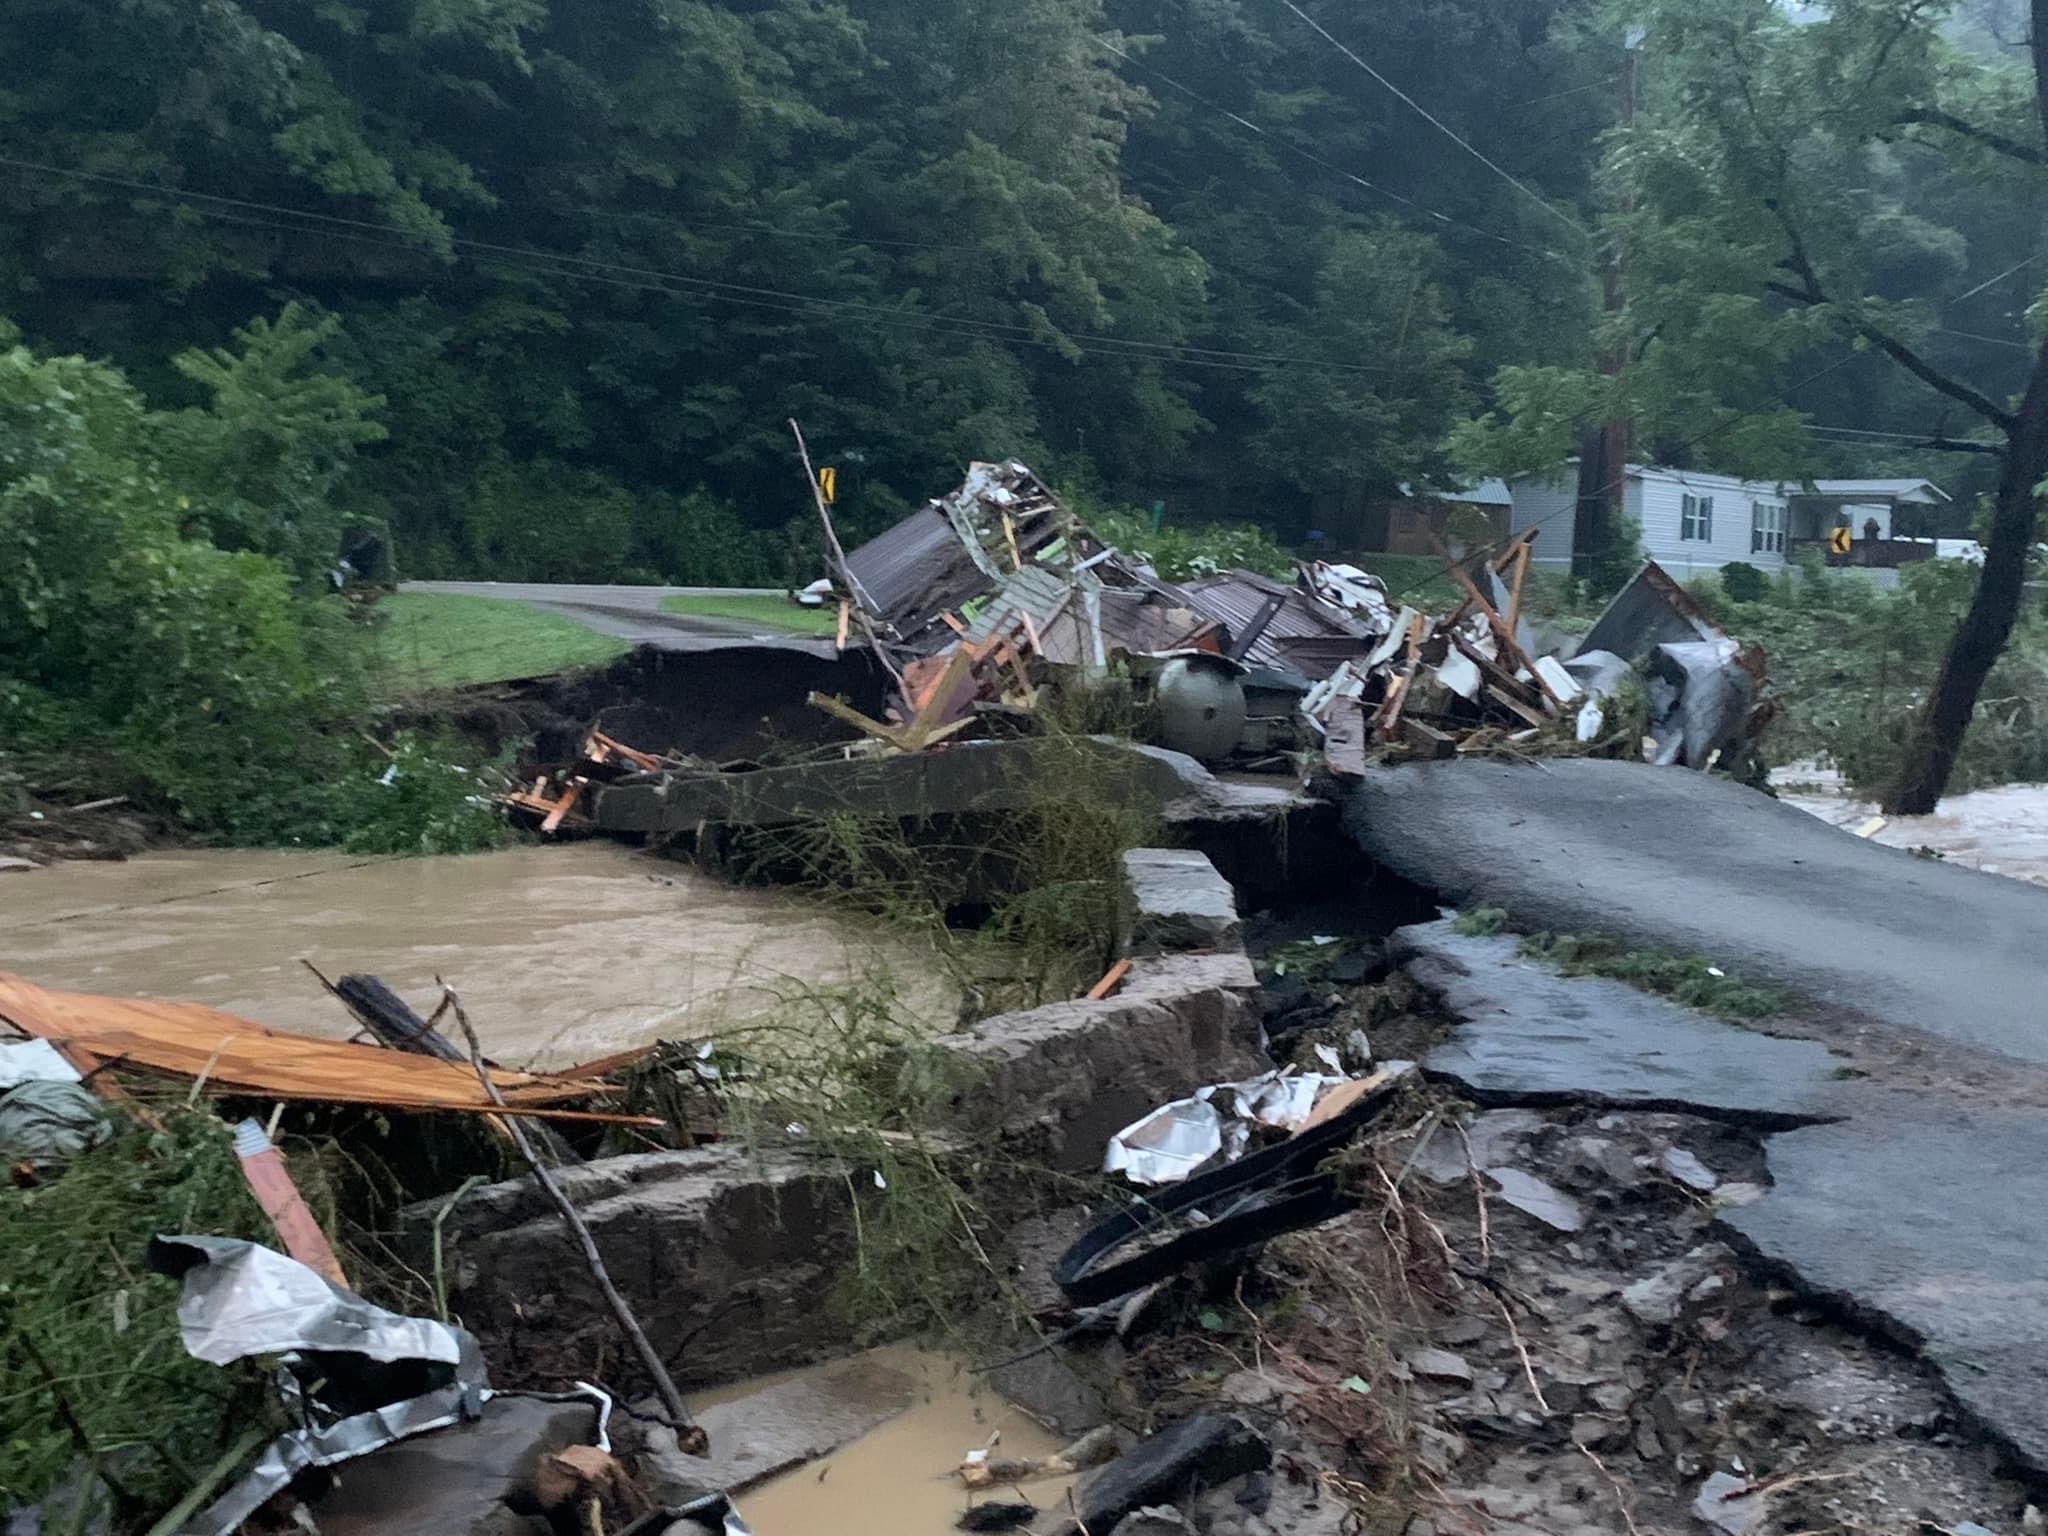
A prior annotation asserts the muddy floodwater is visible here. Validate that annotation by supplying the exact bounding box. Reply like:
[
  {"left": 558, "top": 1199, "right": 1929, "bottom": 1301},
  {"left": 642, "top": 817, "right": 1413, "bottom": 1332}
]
[
  {"left": 1774, "top": 766, "right": 2048, "bottom": 888},
  {"left": 713, "top": 1347, "right": 1075, "bottom": 1535},
  {"left": 0, "top": 844, "right": 956, "bottom": 1067}
]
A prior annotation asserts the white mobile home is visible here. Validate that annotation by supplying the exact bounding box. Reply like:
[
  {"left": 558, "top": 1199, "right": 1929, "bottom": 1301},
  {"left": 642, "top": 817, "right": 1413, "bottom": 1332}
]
[{"left": 1504, "top": 465, "right": 1949, "bottom": 576}]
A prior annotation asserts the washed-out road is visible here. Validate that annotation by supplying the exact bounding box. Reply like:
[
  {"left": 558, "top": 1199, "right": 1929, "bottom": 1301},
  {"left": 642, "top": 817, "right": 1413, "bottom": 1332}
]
[
  {"left": 1353, "top": 759, "right": 2048, "bottom": 1475},
  {"left": 400, "top": 580, "right": 838, "bottom": 655}
]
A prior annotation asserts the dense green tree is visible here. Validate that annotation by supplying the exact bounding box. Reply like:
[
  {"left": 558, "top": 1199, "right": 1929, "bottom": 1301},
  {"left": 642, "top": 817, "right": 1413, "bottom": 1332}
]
[
  {"left": 0, "top": 0, "right": 1630, "bottom": 569},
  {"left": 1454, "top": 0, "right": 2048, "bottom": 810}
]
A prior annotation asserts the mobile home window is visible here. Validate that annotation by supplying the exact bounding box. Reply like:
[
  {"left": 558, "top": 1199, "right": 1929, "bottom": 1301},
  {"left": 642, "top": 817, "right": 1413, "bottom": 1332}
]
[
  {"left": 1681, "top": 493, "right": 1714, "bottom": 542},
  {"left": 1750, "top": 499, "right": 1786, "bottom": 554}
]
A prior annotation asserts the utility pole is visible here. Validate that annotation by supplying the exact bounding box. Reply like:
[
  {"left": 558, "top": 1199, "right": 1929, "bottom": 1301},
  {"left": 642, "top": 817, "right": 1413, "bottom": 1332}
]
[{"left": 1573, "top": 29, "right": 1641, "bottom": 584}]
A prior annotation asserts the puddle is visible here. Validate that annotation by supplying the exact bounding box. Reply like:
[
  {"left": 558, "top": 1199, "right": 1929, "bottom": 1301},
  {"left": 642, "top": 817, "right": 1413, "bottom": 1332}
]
[
  {"left": 0, "top": 844, "right": 957, "bottom": 1067},
  {"left": 1772, "top": 765, "right": 2048, "bottom": 888},
  {"left": 716, "top": 1347, "right": 1076, "bottom": 1536}
]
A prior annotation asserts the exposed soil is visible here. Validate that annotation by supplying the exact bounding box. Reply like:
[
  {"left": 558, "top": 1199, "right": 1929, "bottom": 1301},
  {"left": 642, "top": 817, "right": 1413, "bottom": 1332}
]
[{"left": 1083, "top": 1087, "right": 2033, "bottom": 1535}]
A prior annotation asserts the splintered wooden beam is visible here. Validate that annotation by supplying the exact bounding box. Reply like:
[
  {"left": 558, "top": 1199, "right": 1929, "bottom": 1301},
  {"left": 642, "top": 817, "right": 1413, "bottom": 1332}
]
[
  {"left": 1399, "top": 718, "right": 1457, "bottom": 759},
  {"left": 807, "top": 690, "right": 913, "bottom": 748}
]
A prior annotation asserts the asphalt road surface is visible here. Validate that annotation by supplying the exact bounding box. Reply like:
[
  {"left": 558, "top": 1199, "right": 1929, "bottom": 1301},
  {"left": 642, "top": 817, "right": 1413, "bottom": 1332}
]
[
  {"left": 400, "top": 581, "right": 838, "bottom": 655},
  {"left": 1347, "top": 757, "right": 2048, "bottom": 1069}
]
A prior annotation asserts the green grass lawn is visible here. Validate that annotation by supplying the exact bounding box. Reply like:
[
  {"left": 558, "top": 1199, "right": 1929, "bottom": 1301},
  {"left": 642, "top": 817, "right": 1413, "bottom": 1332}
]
[
  {"left": 658, "top": 592, "right": 838, "bottom": 636},
  {"left": 367, "top": 591, "right": 630, "bottom": 692}
]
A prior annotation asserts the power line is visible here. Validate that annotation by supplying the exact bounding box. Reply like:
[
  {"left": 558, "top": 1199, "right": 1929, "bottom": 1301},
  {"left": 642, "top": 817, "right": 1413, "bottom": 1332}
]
[
  {"left": 1276, "top": 0, "right": 1583, "bottom": 238},
  {"left": 1931, "top": 326, "right": 2036, "bottom": 353},
  {"left": 1091, "top": 37, "right": 1572, "bottom": 265},
  {"left": 1805, "top": 421, "right": 1990, "bottom": 440},
  {"left": 1515, "top": 75, "right": 1623, "bottom": 106},
  {"left": 0, "top": 155, "right": 1409, "bottom": 379},
  {"left": 1946, "top": 251, "right": 2044, "bottom": 307},
  {"left": 185, "top": 202, "right": 1405, "bottom": 381}
]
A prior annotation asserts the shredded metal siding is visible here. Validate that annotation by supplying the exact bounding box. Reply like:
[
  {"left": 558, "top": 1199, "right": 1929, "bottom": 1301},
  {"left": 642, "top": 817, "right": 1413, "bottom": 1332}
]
[
  {"left": 1181, "top": 570, "right": 1371, "bottom": 677},
  {"left": 840, "top": 461, "right": 1067, "bottom": 652}
]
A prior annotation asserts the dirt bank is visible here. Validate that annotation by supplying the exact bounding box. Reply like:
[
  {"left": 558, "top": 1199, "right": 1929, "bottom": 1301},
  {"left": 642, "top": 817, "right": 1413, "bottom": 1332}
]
[{"left": 0, "top": 843, "right": 957, "bottom": 1067}]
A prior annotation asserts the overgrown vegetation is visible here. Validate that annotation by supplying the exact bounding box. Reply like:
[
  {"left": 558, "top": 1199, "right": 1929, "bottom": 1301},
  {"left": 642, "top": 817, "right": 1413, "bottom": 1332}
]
[
  {"left": 0, "top": 320, "right": 511, "bottom": 850},
  {"left": 728, "top": 730, "right": 1160, "bottom": 1012},
  {"left": 1690, "top": 556, "right": 2048, "bottom": 797},
  {"left": 1089, "top": 508, "right": 1298, "bottom": 582},
  {"left": 1, "top": 1107, "right": 302, "bottom": 1519},
  {"left": 1518, "top": 933, "right": 1783, "bottom": 1022},
  {"left": 1454, "top": 905, "right": 1780, "bottom": 1020}
]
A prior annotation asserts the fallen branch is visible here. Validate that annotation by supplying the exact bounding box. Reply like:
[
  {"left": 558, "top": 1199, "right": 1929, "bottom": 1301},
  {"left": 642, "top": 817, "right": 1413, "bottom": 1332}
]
[{"left": 443, "top": 981, "right": 707, "bottom": 1455}]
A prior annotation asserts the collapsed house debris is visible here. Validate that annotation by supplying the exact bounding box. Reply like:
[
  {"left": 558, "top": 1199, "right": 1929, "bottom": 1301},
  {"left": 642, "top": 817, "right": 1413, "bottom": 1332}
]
[{"left": 504, "top": 458, "right": 1774, "bottom": 840}]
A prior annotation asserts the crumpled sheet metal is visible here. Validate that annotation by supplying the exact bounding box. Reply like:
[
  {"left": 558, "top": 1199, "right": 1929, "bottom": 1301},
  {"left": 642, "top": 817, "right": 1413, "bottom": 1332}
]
[
  {"left": 150, "top": 1236, "right": 492, "bottom": 1536},
  {"left": 1647, "top": 639, "right": 1756, "bottom": 769},
  {"left": 150, "top": 1234, "right": 462, "bottom": 1367},
  {"left": 1104, "top": 1069, "right": 1354, "bottom": 1186}
]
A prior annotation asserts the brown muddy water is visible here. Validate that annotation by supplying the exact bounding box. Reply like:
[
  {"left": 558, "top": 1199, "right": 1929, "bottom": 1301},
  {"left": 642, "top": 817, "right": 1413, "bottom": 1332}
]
[
  {"left": 712, "top": 1347, "right": 1075, "bottom": 1535},
  {"left": 0, "top": 844, "right": 957, "bottom": 1067},
  {"left": 1773, "top": 765, "right": 2048, "bottom": 888}
]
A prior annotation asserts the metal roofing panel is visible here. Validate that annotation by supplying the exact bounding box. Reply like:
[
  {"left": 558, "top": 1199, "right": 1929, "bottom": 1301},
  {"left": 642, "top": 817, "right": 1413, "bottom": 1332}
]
[
  {"left": 1802, "top": 479, "right": 1951, "bottom": 503},
  {"left": 1181, "top": 570, "right": 1371, "bottom": 676}
]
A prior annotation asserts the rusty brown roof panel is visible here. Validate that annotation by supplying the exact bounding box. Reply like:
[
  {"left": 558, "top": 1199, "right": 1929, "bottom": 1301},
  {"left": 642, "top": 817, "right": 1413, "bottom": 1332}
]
[{"left": 1181, "top": 570, "right": 1370, "bottom": 677}]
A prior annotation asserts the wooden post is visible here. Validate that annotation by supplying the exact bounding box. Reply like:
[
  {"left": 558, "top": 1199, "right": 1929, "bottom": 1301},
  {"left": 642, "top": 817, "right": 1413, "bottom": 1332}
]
[{"left": 790, "top": 419, "right": 906, "bottom": 700}]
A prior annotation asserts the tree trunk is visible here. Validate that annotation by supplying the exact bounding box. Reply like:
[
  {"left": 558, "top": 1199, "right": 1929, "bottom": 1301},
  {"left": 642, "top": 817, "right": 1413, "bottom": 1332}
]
[{"left": 1883, "top": 347, "right": 2048, "bottom": 813}]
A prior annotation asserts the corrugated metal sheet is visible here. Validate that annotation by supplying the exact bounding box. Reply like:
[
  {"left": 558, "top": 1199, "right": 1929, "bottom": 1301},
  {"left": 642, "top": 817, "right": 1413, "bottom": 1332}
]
[
  {"left": 1182, "top": 570, "right": 1371, "bottom": 678},
  {"left": 840, "top": 461, "right": 1066, "bottom": 652},
  {"left": 965, "top": 565, "right": 1215, "bottom": 665}
]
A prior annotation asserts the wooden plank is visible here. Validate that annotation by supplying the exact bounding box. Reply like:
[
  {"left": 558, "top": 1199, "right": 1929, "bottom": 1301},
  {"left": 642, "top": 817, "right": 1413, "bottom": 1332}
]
[
  {"left": 587, "top": 731, "right": 664, "bottom": 773},
  {"left": 1506, "top": 540, "right": 1532, "bottom": 636},
  {"left": 1485, "top": 683, "right": 1550, "bottom": 730},
  {"left": 1449, "top": 632, "right": 1546, "bottom": 710},
  {"left": 1294, "top": 1066, "right": 1398, "bottom": 1135},
  {"left": 1399, "top": 718, "right": 1457, "bottom": 760},
  {"left": 1430, "top": 533, "right": 1565, "bottom": 708},
  {"left": 540, "top": 779, "right": 584, "bottom": 835},
  {"left": 0, "top": 974, "right": 664, "bottom": 1125},
  {"left": 1084, "top": 959, "right": 1133, "bottom": 1000},
  {"left": 806, "top": 690, "right": 913, "bottom": 749},
  {"left": 835, "top": 599, "right": 850, "bottom": 650}
]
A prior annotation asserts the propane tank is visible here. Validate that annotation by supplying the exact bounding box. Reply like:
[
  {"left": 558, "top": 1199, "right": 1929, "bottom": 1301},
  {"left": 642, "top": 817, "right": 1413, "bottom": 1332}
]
[{"left": 1154, "top": 655, "right": 1248, "bottom": 762}]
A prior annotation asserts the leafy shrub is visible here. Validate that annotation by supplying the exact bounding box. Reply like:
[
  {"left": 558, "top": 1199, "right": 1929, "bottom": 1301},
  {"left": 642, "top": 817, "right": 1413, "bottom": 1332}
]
[
  {"left": 0, "top": 319, "right": 516, "bottom": 849},
  {"left": 1719, "top": 560, "right": 1770, "bottom": 603},
  {"left": 1088, "top": 507, "right": 1296, "bottom": 580}
]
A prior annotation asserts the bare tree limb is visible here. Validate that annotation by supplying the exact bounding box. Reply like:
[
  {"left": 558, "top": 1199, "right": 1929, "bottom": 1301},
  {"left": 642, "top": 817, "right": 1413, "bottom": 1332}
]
[
  {"left": 1767, "top": 232, "right": 2018, "bottom": 430},
  {"left": 442, "top": 981, "right": 708, "bottom": 1457},
  {"left": 1895, "top": 105, "right": 2046, "bottom": 164}
]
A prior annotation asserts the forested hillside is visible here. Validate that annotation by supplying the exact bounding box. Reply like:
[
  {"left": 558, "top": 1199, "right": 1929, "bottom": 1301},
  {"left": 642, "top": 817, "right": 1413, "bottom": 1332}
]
[{"left": 0, "top": 0, "right": 1615, "bottom": 582}]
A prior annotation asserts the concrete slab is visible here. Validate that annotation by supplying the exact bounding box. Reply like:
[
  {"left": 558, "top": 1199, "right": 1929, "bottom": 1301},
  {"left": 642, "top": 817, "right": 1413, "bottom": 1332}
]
[
  {"left": 642, "top": 1355, "right": 921, "bottom": 1496},
  {"left": 1723, "top": 1110, "right": 2048, "bottom": 1477},
  {"left": 1120, "top": 848, "right": 1243, "bottom": 955},
  {"left": 929, "top": 950, "right": 1266, "bottom": 1170},
  {"left": 595, "top": 737, "right": 1218, "bottom": 834},
  {"left": 1400, "top": 921, "right": 1840, "bottom": 1127}
]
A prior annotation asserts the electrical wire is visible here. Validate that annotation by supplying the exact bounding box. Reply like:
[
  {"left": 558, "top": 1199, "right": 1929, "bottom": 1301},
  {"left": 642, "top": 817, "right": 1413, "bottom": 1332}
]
[
  {"left": 0, "top": 155, "right": 1411, "bottom": 379},
  {"left": 1946, "top": 251, "right": 2044, "bottom": 307},
  {"left": 1276, "top": 0, "right": 1583, "bottom": 237},
  {"left": 178, "top": 202, "right": 1405, "bottom": 382},
  {"left": 1090, "top": 37, "right": 1573, "bottom": 265}
]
